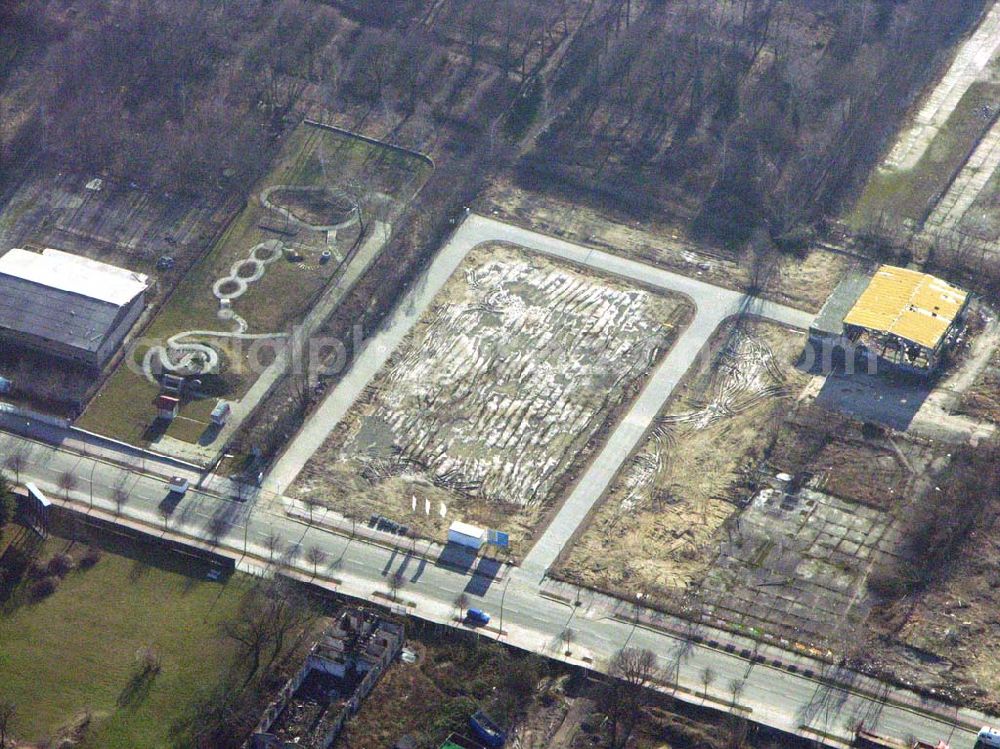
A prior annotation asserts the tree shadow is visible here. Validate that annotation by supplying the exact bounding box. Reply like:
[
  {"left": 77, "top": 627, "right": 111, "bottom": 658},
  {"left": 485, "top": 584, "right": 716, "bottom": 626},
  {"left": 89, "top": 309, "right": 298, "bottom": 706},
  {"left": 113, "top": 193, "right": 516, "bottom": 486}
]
[{"left": 117, "top": 666, "right": 159, "bottom": 708}]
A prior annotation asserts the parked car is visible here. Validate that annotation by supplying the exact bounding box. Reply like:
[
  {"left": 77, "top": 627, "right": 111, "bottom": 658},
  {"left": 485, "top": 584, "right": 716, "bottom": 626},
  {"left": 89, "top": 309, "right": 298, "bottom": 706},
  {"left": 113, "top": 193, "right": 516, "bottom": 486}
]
[{"left": 466, "top": 608, "right": 490, "bottom": 626}]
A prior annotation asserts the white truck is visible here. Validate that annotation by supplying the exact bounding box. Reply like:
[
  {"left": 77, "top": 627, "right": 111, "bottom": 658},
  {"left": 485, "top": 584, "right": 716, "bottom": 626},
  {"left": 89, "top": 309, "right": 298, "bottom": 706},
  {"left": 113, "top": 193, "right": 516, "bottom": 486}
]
[{"left": 447, "top": 521, "right": 487, "bottom": 550}]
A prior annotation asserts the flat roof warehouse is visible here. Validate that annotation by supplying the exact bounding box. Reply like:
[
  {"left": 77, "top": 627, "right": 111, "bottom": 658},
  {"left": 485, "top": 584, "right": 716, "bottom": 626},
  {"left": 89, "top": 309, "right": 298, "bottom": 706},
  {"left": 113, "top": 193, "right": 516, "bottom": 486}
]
[{"left": 0, "top": 248, "right": 149, "bottom": 366}]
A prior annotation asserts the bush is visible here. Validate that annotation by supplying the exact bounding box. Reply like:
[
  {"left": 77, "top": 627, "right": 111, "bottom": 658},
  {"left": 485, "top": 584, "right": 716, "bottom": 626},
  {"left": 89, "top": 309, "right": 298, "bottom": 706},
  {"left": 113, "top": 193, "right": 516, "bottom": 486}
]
[
  {"left": 31, "top": 575, "right": 59, "bottom": 599},
  {"left": 46, "top": 553, "right": 74, "bottom": 577},
  {"left": 773, "top": 224, "right": 815, "bottom": 258},
  {"left": 0, "top": 479, "right": 16, "bottom": 528},
  {"left": 78, "top": 547, "right": 102, "bottom": 569}
]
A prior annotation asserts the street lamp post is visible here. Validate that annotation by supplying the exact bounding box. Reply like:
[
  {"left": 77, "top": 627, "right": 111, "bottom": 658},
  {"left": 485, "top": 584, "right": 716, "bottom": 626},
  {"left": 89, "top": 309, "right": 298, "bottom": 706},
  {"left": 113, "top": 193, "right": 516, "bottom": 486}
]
[
  {"left": 499, "top": 574, "right": 512, "bottom": 640},
  {"left": 88, "top": 460, "right": 98, "bottom": 510}
]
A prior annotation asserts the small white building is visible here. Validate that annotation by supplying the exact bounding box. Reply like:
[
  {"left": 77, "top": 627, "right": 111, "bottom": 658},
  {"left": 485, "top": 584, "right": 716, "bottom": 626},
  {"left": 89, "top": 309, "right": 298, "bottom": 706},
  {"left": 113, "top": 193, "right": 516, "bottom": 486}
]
[{"left": 0, "top": 248, "right": 149, "bottom": 368}]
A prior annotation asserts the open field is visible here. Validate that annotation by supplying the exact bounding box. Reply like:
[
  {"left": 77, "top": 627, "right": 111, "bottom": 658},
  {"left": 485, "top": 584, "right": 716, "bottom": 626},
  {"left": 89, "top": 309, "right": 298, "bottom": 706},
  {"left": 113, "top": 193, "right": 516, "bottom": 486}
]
[
  {"left": 481, "top": 180, "right": 858, "bottom": 314},
  {"left": 290, "top": 242, "right": 692, "bottom": 553},
  {"left": 556, "top": 318, "right": 808, "bottom": 599},
  {"left": 0, "top": 522, "right": 250, "bottom": 748},
  {"left": 852, "top": 64, "right": 1000, "bottom": 229},
  {"left": 77, "top": 122, "right": 431, "bottom": 448},
  {"left": 959, "top": 341, "right": 1000, "bottom": 422}
]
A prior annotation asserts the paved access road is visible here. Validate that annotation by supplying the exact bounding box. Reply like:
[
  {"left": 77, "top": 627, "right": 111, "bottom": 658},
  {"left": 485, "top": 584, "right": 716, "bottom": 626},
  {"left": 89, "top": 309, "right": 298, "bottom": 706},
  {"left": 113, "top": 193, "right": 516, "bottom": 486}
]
[{"left": 0, "top": 214, "right": 992, "bottom": 748}]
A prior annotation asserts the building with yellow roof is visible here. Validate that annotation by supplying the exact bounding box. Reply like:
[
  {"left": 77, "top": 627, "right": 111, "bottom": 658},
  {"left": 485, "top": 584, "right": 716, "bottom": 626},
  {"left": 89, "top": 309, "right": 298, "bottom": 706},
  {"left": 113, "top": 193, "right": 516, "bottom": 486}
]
[{"left": 809, "top": 265, "right": 970, "bottom": 374}]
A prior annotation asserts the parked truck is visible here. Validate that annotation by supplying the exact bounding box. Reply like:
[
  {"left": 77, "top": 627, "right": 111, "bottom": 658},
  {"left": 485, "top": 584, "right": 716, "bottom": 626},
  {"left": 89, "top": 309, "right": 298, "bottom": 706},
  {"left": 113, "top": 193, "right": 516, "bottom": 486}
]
[{"left": 447, "top": 521, "right": 487, "bottom": 550}]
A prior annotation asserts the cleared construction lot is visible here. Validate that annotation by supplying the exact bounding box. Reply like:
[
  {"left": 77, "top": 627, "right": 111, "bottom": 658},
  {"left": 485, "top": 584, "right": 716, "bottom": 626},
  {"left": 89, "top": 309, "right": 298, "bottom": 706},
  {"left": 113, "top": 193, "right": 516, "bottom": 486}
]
[
  {"left": 290, "top": 242, "right": 692, "bottom": 549},
  {"left": 556, "top": 319, "right": 810, "bottom": 602}
]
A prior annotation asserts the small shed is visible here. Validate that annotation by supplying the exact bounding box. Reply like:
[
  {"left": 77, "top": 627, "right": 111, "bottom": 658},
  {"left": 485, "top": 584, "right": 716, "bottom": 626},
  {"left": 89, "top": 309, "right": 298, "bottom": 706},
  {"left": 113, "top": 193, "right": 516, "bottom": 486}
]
[
  {"left": 210, "top": 400, "right": 232, "bottom": 426},
  {"left": 447, "top": 521, "right": 487, "bottom": 550},
  {"left": 155, "top": 394, "right": 180, "bottom": 420}
]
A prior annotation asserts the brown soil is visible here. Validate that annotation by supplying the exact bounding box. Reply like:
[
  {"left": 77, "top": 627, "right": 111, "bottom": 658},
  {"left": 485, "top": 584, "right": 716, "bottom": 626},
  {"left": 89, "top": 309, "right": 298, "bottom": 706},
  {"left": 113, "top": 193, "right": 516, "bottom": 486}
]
[
  {"left": 480, "top": 180, "right": 858, "bottom": 314},
  {"left": 555, "top": 318, "right": 809, "bottom": 598}
]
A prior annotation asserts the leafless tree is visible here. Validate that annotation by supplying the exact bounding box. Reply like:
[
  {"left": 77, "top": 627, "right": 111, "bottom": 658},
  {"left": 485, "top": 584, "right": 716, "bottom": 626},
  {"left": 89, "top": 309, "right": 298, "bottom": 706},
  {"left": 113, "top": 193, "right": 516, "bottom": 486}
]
[
  {"left": 224, "top": 580, "right": 314, "bottom": 686},
  {"left": 729, "top": 676, "right": 746, "bottom": 706},
  {"left": 4, "top": 452, "right": 26, "bottom": 484},
  {"left": 601, "top": 647, "right": 658, "bottom": 749},
  {"left": 454, "top": 592, "right": 469, "bottom": 619},
  {"left": 263, "top": 533, "right": 282, "bottom": 564},
  {"left": 560, "top": 626, "right": 575, "bottom": 654},
  {"left": 57, "top": 471, "right": 77, "bottom": 502},
  {"left": 112, "top": 486, "right": 129, "bottom": 517},
  {"left": 302, "top": 496, "right": 319, "bottom": 525},
  {"left": 389, "top": 570, "right": 406, "bottom": 601},
  {"left": 158, "top": 504, "right": 171, "bottom": 532},
  {"left": 700, "top": 666, "right": 716, "bottom": 698},
  {"left": 305, "top": 545, "right": 327, "bottom": 578},
  {"left": 0, "top": 700, "right": 15, "bottom": 748}
]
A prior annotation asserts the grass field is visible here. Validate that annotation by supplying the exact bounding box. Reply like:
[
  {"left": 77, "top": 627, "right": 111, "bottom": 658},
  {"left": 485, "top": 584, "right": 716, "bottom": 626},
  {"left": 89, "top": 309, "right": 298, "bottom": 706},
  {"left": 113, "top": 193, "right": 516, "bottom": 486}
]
[
  {"left": 78, "top": 122, "right": 431, "bottom": 446},
  {"left": 850, "top": 74, "right": 1000, "bottom": 229},
  {"left": 0, "top": 523, "right": 252, "bottom": 748}
]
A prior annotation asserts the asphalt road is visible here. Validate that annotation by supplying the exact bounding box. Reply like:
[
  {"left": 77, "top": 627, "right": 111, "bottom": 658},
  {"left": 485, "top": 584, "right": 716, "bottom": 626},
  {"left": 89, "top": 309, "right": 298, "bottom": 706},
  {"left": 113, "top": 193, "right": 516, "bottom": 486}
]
[{"left": 0, "top": 426, "right": 990, "bottom": 749}]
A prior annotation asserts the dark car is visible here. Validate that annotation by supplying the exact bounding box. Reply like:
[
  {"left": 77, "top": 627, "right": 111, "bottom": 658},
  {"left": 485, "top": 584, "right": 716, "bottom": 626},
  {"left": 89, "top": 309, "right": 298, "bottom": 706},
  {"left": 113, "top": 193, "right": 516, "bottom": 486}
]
[{"left": 466, "top": 608, "right": 490, "bottom": 626}]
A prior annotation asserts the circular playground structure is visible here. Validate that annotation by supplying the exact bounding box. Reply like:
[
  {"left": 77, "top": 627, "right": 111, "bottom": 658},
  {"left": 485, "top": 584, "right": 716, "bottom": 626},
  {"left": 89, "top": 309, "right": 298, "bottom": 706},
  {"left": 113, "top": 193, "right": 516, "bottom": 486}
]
[{"left": 143, "top": 240, "right": 287, "bottom": 381}]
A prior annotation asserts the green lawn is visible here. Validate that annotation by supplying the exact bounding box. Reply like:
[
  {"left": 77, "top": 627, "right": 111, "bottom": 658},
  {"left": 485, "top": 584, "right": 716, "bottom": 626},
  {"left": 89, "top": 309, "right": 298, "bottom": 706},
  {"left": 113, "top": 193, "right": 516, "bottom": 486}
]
[
  {"left": 850, "top": 75, "right": 1000, "bottom": 229},
  {"left": 0, "top": 525, "right": 253, "bottom": 748},
  {"left": 78, "top": 122, "right": 431, "bottom": 445}
]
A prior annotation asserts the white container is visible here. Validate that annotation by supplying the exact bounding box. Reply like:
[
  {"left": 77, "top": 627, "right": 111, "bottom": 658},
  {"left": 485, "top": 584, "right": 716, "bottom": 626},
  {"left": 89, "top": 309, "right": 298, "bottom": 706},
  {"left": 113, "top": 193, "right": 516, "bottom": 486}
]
[{"left": 447, "top": 521, "right": 487, "bottom": 550}]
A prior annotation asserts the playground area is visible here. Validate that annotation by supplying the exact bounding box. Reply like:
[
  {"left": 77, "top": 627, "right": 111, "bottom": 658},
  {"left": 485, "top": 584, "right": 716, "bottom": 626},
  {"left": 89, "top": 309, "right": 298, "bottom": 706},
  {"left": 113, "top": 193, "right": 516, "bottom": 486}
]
[{"left": 77, "top": 123, "right": 431, "bottom": 449}]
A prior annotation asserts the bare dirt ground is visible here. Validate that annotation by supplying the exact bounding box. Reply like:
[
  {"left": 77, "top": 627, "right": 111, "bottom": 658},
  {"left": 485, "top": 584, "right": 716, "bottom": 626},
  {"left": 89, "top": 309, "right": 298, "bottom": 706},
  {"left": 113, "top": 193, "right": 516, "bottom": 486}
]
[
  {"left": 290, "top": 242, "right": 692, "bottom": 552},
  {"left": 480, "top": 180, "right": 857, "bottom": 313},
  {"left": 876, "top": 499, "right": 1000, "bottom": 711},
  {"left": 958, "top": 319, "right": 1000, "bottom": 423},
  {"left": 556, "top": 318, "right": 808, "bottom": 599}
]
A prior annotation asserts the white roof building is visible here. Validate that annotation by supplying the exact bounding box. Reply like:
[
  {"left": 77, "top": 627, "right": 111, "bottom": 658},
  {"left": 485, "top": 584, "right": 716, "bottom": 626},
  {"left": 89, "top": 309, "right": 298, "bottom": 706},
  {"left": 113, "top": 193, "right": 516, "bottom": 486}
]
[{"left": 0, "top": 248, "right": 150, "bottom": 367}]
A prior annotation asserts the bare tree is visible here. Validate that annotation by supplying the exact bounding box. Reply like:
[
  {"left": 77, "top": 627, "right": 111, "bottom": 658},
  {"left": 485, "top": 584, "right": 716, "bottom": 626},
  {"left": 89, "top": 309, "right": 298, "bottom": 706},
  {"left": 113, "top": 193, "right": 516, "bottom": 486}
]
[
  {"left": 454, "top": 592, "right": 469, "bottom": 620},
  {"left": 264, "top": 532, "right": 282, "bottom": 564},
  {"left": 389, "top": 570, "right": 406, "bottom": 601},
  {"left": 4, "top": 452, "right": 26, "bottom": 484},
  {"left": 602, "top": 647, "right": 658, "bottom": 749},
  {"left": 57, "top": 471, "right": 77, "bottom": 502},
  {"left": 224, "top": 580, "right": 315, "bottom": 687},
  {"left": 700, "top": 666, "right": 716, "bottom": 699},
  {"left": 113, "top": 486, "right": 129, "bottom": 517},
  {"left": 302, "top": 496, "right": 319, "bottom": 525},
  {"left": 158, "top": 504, "right": 171, "bottom": 532},
  {"left": 305, "top": 545, "right": 327, "bottom": 578},
  {"left": 728, "top": 676, "right": 746, "bottom": 706},
  {"left": 0, "top": 700, "right": 15, "bottom": 748},
  {"left": 560, "top": 626, "right": 575, "bottom": 654}
]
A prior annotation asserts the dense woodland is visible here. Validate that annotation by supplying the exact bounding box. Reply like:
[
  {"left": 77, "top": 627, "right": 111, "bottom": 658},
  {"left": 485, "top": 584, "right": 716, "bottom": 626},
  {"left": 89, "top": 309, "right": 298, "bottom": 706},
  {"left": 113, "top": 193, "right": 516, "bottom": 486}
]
[{"left": 0, "top": 0, "right": 987, "bottom": 248}]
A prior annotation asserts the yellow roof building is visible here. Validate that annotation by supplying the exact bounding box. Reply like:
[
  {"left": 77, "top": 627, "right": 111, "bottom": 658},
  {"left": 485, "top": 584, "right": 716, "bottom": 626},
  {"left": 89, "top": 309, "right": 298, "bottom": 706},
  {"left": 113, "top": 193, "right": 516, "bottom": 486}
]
[{"left": 843, "top": 265, "right": 969, "bottom": 351}]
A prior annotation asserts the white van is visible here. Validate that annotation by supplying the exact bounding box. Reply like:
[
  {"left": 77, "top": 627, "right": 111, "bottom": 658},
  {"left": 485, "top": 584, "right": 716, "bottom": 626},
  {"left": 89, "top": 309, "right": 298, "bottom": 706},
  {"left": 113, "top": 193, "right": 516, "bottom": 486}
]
[{"left": 979, "top": 727, "right": 1000, "bottom": 748}]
